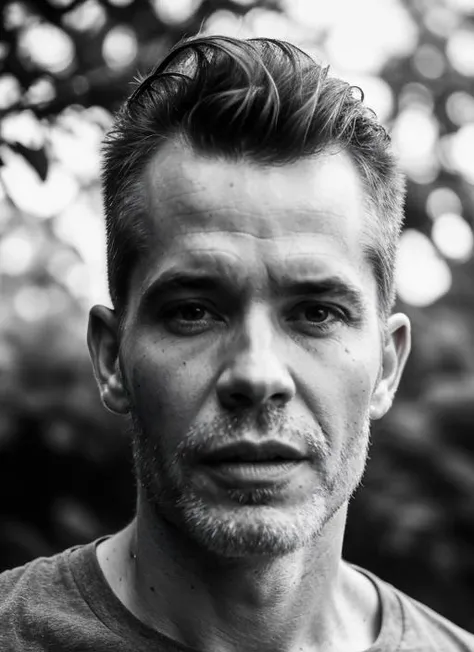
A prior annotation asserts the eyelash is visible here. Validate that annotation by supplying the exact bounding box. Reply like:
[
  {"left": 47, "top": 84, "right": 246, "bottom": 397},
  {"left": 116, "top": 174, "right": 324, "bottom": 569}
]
[
  {"left": 160, "top": 300, "right": 349, "bottom": 336},
  {"left": 286, "top": 302, "right": 349, "bottom": 333},
  {"left": 160, "top": 302, "right": 223, "bottom": 334}
]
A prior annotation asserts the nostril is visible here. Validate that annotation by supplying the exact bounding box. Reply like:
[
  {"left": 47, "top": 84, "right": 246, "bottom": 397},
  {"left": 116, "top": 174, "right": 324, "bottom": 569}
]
[
  {"left": 227, "top": 392, "right": 254, "bottom": 408},
  {"left": 217, "top": 369, "right": 296, "bottom": 410},
  {"left": 272, "top": 392, "right": 289, "bottom": 406}
]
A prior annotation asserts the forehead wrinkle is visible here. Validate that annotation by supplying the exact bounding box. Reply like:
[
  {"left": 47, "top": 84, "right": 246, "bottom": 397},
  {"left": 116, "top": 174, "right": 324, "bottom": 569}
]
[
  {"left": 137, "top": 145, "right": 377, "bottom": 301},
  {"left": 139, "top": 247, "right": 250, "bottom": 294},
  {"left": 137, "top": 231, "right": 368, "bottom": 302},
  {"left": 149, "top": 220, "right": 355, "bottom": 247}
]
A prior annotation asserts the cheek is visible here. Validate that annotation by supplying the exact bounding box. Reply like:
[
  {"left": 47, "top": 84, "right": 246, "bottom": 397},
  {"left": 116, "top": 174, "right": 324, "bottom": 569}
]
[
  {"left": 300, "top": 336, "right": 380, "bottom": 424},
  {"left": 340, "top": 340, "right": 381, "bottom": 422},
  {"left": 125, "top": 339, "right": 214, "bottom": 437}
]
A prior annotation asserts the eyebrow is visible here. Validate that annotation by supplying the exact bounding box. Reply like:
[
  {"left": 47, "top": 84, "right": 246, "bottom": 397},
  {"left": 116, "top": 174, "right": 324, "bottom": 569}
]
[
  {"left": 141, "top": 269, "right": 367, "bottom": 314},
  {"left": 274, "top": 277, "right": 367, "bottom": 314},
  {"left": 142, "top": 270, "right": 232, "bottom": 297}
]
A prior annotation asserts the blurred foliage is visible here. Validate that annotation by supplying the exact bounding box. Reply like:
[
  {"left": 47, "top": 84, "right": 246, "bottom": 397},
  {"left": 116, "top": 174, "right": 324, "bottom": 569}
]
[{"left": 1, "top": 0, "right": 474, "bottom": 633}]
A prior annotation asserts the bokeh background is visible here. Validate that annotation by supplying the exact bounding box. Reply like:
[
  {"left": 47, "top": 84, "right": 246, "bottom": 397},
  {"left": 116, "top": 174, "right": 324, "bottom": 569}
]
[{"left": 1, "top": 0, "right": 474, "bottom": 632}]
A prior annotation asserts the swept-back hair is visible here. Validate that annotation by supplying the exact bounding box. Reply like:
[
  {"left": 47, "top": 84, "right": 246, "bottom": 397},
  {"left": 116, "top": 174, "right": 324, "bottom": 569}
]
[{"left": 102, "top": 35, "right": 405, "bottom": 317}]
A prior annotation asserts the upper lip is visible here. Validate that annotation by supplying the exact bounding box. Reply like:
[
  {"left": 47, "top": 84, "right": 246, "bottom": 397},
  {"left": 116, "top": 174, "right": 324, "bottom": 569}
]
[{"left": 201, "top": 441, "right": 307, "bottom": 464}]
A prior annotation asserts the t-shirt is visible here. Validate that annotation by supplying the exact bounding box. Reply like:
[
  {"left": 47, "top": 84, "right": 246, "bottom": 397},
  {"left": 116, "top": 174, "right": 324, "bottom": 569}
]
[{"left": 0, "top": 537, "right": 473, "bottom": 651}]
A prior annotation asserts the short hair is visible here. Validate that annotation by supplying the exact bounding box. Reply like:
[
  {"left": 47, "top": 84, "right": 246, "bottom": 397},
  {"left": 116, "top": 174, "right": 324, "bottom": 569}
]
[{"left": 102, "top": 35, "right": 405, "bottom": 318}]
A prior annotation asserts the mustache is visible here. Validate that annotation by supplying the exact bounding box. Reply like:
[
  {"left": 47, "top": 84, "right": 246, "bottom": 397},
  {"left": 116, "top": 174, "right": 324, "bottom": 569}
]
[{"left": 173, "top": 408, "right": 329, "bottom": 465}]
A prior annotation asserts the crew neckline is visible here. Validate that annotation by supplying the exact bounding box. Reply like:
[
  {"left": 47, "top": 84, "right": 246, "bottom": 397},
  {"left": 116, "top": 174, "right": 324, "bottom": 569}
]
[{"left": 67, "top": 537, "right": 405, "bottom": 652}]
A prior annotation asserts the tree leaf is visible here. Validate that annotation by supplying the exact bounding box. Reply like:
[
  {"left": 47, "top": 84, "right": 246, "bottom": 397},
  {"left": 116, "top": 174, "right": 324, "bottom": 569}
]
[{"left": 10, "top": 142, "right": 48, "bottom": 181}]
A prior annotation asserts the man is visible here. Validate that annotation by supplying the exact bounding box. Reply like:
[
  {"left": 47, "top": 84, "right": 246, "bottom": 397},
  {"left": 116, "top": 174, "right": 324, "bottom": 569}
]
[{"left": 0, "top": 35, "right": 472, "bottom": 652}]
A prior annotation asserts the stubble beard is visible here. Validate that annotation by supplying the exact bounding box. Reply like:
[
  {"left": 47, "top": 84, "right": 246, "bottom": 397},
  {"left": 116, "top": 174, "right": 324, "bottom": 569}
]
[{"left": 130, "top": 408, "right": 371, "bottom": 558}]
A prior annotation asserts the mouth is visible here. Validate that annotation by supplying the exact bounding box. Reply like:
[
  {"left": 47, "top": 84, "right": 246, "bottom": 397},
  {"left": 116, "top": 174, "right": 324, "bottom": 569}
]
[
  {"left": 198, "top": 441, "right": 307, "bottom": 487},
  {"left": 201, "top": 441, "right": 306, "bottom": 464}
]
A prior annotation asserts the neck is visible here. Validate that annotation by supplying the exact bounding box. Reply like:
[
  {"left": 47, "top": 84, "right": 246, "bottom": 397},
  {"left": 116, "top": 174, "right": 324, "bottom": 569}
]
[{"left": 97, "top": 501, "right": 379, "bottom": 652}]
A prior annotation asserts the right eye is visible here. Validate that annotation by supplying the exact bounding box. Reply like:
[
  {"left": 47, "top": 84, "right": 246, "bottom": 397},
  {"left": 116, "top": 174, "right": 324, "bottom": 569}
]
[{"left": 161, "top": 301, "right": 223, "bottom": 335}]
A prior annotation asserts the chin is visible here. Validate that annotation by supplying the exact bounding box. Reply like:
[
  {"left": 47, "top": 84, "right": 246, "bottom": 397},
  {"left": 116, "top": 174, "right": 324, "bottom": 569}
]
[{"left": 172, "top": 494, "right": 337, "bottom": 558}]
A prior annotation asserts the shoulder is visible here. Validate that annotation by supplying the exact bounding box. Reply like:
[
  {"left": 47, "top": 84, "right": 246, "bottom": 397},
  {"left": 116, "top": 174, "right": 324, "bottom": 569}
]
[
  {"left": 0, "top": 548, "right": 74, "bottom": 610},
  {"left": 0, "top": 544, "right": 97, "bottom": 650},
  {"left": 0, "top": 547, "right": 74, "bottom": 620},
  {"left": 395, "top": 588, "right": 474, "bottom": 651},
  {"left": 355, "top": 564, "right": 474, "bottom": 651}
]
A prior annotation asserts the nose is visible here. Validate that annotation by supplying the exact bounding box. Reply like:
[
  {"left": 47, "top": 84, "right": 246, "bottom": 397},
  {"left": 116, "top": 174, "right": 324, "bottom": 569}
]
[{"left": 216, "top": 308, "right": 296, "bottom": 411}]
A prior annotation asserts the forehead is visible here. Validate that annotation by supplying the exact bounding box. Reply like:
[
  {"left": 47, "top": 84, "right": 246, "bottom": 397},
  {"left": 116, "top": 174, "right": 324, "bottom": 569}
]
[
  {"left": 144, "top": 142, "right": 366, "bottom": 239},
  {"left": 133, "top": 142, "right": 374, "bottom": 296}
]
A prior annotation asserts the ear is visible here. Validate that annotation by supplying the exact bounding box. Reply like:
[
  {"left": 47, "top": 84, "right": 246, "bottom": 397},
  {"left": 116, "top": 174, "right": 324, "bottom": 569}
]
[
  {"left": 87, "top": 305, "right": 130, "bottom": 415},
  {"left": 370, "top": 313, "right": 411, "bottom": 420}
]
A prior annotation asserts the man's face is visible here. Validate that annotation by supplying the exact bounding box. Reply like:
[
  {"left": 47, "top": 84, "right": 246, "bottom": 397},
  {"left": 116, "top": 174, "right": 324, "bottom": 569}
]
[{"left": 102, "top": 143, "right": 408, "bottom": 557}]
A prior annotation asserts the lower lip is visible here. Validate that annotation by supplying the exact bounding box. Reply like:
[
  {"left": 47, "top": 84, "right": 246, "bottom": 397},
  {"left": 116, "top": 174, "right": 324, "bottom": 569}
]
[{"left": 201, "top": 460, "right": 304, "bottom": 486}]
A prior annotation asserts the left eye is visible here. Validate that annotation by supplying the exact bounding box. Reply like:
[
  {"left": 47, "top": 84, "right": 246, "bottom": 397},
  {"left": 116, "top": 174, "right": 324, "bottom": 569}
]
[
  {"left": 287, "top": 303, "right": 345, "bottom": 333},
  {"left": 299, "top": 305, "right": 331, "bottom": 323}
]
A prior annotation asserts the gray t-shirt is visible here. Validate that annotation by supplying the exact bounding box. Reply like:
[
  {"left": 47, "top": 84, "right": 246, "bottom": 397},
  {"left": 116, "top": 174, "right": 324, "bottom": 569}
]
[{"left": 0, "top": 537, "right": 473, "bottom": 651}]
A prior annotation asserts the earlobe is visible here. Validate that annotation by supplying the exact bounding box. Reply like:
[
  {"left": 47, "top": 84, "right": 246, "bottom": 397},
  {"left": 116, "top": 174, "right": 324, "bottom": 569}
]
[
  {"left": 100, "top": 371, "right": 130, "bottom": 415},
  {"left": 370, "top": 313, "right": 411, "bottom": 420},
  {"left": 87, "top": 305, "right": 130, "bottom": 415}
]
